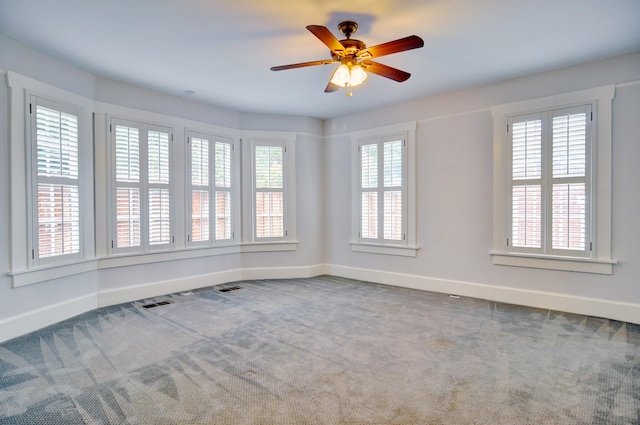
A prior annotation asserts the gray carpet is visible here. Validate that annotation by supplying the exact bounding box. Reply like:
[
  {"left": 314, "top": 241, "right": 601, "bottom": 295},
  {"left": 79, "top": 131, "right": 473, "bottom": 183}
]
[{"left": 0, "top": 276, "right": 638, "bottom": 424}]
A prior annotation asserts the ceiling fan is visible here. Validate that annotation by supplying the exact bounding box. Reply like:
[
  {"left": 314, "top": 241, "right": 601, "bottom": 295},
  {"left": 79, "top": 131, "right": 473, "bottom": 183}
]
[{"left": 271, "top": 21, "right": 424, "bottom": 96}]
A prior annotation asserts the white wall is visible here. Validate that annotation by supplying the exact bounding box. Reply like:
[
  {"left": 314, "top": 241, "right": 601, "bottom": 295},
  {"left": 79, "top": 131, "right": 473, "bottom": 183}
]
[{"left": 323, "top": 52, "right": 640, "bottom": 322}]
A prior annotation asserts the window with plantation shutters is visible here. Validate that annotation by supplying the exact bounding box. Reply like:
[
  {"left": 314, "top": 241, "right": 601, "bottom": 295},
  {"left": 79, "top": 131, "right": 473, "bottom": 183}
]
[
  {"left": 110, "top": 118, "right": 172, "bottom": 253},
  {"left": 358, "top": 137, "right": 406, "bottom": 245},
  {"left": 507, "top": 105, "right": 592, "bottom": 257},
  {"left": 254, "top": 143, "right": 285, "bottom": 240},
  {"left": 30, "top": 97, "right": 81, "bottom": 262},
  {"left": 187, "top": 130, "right": 235, "bottom": 246}
]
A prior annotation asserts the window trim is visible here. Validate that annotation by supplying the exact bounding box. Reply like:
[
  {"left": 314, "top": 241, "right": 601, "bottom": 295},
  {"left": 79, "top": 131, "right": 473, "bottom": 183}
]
[
  {"left": 491, "top": 85, "right": 616, "bottom": 274},
  {"left": 6, "top": 71, "right": 95, "bottom": 288},
  {"left": 350, "top": 121, "right": 418, "bottom": 257}
]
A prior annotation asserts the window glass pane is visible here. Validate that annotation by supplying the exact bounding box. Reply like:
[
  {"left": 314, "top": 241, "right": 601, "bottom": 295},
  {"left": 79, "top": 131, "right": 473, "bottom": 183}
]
[
  {"left": 512, "top": 120, "right": 541, "bottom": 180},
  {"left": 255, "top": 192, "right": 283, "bottom": 238},
  {"left": 511, "top": 184, "right": 541, "bottom": 248},
  {"left": 215, "top": 190, "right": 231, "bottom": 240},
  {"left": 255, "top": 146, "right": 283, "bottom": 189},
  {"left": 115, "top": 125, "right": 140, "bottom": 183},
  {"left": 36, "top": 106, "right": 78, "bottom": 178},
  {"left": 552, "top": 183, "right": 586, "bottom": 250},
  {"left": 383, "top": 190, "right": 402, "bottom": 240},
  {"left": 361, "top": 192, "right": 378, "bottom": 239},
  {"left": 149, "top": 188, "right": 170, "bottom": 245},
  {"left": 191, "top": 190, "right": 209, "bottom": 242},
  {"left": 553, "top": 113, "right": 586, "bottom": 178},
  {"left": 37, "top": 184, "right": 79, "bottom": 257},
  {"left": 191, "top": 137, "right": 209, "bottom": 186},
  {"left": 361, "top": 143, "right": 378, "bottom": 188},
  {"left": 148, "top": 130, "right": 170, "bottom": 184},
  {"left": 383, "top": 140, "right": 402, "bottom": 187},
  {"left": 215, "top": 141, "right": 231, "bottom": 188},
  {"left": 116, "top": 187, "right": 141, "bottom": 248}
]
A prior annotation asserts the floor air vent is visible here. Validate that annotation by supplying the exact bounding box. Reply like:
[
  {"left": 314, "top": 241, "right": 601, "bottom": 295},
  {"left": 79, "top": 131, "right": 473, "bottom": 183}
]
[
  {"left": 219, "top": 286, "right": 241, "bottom": 293},
  {"left": 142, "top": 301, "right": 173, "bottom": 309}
]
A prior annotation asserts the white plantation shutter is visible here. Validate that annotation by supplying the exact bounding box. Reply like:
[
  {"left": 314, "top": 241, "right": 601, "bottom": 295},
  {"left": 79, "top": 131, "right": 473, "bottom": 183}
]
[
  {"left": 32, "top": 99, "right": 81, "bottom": 261},
  {"left": 550, "top": 106, "right": 590, "bottom": 253},
  {"left": 507, "top": 105, "right": 591, "bottom": 256},
  {"left": 115, "top": 123, "right": 141, "bottom": 248},
  {"left": 509, "top": 115, "right": 542, "bottom": 249},
  {"left": 359, "top": 137, "right": 406, "bottom": 244},
  {"left": 383, "top": 140, "right": 403, "bottom": 241},
  {"left": 111, "top": 119, "right": 172, "bottom": 252},
  {"left": 361, "top": 143, "right": 378, "bottom": 239},
  {"left": 214, "top": 140, "right": 232, "bottom": 240},
  {"left": 148, "top": 130, "right": 170, "bottom": 245},
  {"left": 187, "top": 132, "right": 235, "bottom": 246},
  {"left": 190, "top": 136, "right": 210, "bottom": 243},
  {"left": 254, "top": 144, "right": 285, "bottom": 239}
]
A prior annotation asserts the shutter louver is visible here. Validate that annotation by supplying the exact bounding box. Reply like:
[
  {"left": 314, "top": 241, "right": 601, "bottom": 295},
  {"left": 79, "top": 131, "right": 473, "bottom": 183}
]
[
  {"left": 37, "top": 184, "right": 79, "bottom": 258},
  {"left": 552, "top": 113, "right": 586, "bottom": 178},
  {"left": 255, "top": 192, "right": 284, "bottom": 238},
  {"left": 215, "top": 191, "right": 231, "bottom": 240},
  {"left": 512, "top": 119, "right": 542, "bottom": 180},
  {"left": 191, "top": 137, "right": 209, "bottom": 186},
  {"left": 361, "top": 144, "right": 378, "bottom": 188},
  {"left": 35, "top": 104, "right": 80, "bottom": 259},
  {"left": 116, "top": 187, "right": 141, "bottom": 247},
  {"left": 383, "top": 191, "right": 402, "bottom": 240},
  {"left": 361, "top": 192, "right": 378, "bottom": 239},
  {"left": 511, "top": 185, "right": 542, "bottom": 248},
  {"left": 552, "top": 183, "right": 586, "bottom": 250},
  {"left": 191, "top": 190, "right": 209, "bottom": 242},
  {"left": 149, "top": 188, "right": 170, "bottom": 245}
]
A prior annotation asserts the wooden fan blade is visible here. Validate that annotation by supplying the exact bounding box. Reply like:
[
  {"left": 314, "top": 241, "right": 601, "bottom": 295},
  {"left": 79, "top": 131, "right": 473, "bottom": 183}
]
[
  {"left": 362, "top": 61, "right": 411, "bottom": 82},
  {"left": 325, "top": 81, "right": 340, "bottom": 93},
  {"left": 306, "top": 25, "right": 345, "bottom": 55},
  {"left": 271, "top": 59, "right": 337, "bottom": 71},
  {"left": 357, "top": 35, "right": 424, "bottom": 59}
]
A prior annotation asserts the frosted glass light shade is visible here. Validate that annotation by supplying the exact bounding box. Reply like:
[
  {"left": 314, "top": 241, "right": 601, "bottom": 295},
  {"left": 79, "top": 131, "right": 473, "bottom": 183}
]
[
  {"left": 330, "top": 64, "right": 351, "bottom": 87},
  {"left": 350, "top": 65, "right": 367, "bottom": 86}
]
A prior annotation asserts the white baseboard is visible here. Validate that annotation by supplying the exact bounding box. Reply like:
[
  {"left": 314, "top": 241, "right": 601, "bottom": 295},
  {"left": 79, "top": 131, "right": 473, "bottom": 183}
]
[
  {"left": 98, "top": 264, "right": 327, "bottom": 308},
  {"left": 326, "top": 264, "right": 640, "bottom": 325},
  {"left": 0, "top": 293, "right": 97, "bottom": 343}
]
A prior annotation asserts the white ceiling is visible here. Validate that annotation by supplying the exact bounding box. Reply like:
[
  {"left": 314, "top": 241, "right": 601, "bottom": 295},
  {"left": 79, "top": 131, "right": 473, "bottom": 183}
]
[{"left": 1, "top": 0, "right": 639, "bottom": 119}]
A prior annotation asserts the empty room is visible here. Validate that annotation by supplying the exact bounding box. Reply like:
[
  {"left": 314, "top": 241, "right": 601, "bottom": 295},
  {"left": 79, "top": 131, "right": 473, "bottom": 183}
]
[{"left": 0, "top": 1, "right": 639, "bottom": 423}]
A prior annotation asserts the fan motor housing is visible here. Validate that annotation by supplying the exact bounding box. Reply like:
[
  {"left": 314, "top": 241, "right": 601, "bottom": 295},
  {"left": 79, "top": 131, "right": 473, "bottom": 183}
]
[{"left": 332, "top": 39, "right": 366, "bottom": 60}]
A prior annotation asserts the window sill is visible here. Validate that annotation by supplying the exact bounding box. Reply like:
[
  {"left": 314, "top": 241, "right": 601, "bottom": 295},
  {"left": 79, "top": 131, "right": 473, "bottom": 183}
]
[
  {"left": 490, "top": 251, "right": 617, "bottom": 275},
  {"left": 350, "top": 242, "right": 418, "bottom": 257},
  {"left": 9, "top": 242, "right": 299, "bottom": 287},
  {"left": 8, "top": 259, "right": 99, "bottom": 288},
  {"left": 101, "top": 242, "right": 298, "bottom": 269}
]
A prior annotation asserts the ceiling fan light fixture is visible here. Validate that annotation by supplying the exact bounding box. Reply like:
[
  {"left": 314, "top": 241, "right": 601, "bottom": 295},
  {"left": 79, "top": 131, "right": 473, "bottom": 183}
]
[{"left": 330, "top": 63, "right": 368, "bottom": 89}]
